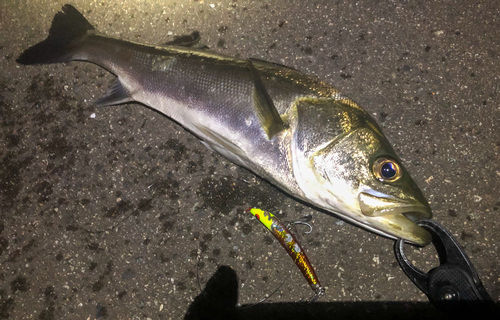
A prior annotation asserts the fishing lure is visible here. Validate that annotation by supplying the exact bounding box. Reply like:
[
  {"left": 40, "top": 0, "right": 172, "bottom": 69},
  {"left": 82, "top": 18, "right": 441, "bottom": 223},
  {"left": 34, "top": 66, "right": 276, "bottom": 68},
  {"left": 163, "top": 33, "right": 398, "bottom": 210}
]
[{"left": 247, "top": 207, "right": 325, "bottom": 301}]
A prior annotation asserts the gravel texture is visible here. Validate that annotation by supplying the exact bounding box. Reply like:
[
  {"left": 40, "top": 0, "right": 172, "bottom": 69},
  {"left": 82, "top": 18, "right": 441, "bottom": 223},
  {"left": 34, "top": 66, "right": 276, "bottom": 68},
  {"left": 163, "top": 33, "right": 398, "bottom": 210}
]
[{"left": 1, "top": 0, "right": 499, "bottom": 319}]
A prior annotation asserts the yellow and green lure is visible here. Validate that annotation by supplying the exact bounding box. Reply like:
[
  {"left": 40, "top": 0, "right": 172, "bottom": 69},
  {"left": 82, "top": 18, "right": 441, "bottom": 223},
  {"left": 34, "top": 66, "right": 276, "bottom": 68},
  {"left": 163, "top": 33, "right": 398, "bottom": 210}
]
[{"left": 247, "top": 207, "right": 325, "bottom": 301}]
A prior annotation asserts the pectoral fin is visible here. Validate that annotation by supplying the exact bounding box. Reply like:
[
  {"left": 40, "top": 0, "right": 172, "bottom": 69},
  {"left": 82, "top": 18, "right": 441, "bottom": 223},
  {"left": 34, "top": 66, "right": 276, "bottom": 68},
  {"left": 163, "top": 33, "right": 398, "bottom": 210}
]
[{"left": 246, "top": 59, "right": 287, "bottom": 139}]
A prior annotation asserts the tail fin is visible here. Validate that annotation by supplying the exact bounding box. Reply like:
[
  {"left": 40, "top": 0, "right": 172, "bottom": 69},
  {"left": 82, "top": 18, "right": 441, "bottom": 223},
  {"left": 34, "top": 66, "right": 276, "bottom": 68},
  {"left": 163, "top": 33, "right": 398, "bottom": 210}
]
[{"left": 16, "top": 4, "right": 94, "bottom": 65}]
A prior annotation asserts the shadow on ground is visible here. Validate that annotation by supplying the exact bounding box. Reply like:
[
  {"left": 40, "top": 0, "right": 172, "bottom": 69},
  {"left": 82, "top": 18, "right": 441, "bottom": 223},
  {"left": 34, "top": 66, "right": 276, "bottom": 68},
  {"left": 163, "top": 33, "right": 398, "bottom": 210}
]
[{"left": 185, "top": 266, "right": 500, "bottom": 320}]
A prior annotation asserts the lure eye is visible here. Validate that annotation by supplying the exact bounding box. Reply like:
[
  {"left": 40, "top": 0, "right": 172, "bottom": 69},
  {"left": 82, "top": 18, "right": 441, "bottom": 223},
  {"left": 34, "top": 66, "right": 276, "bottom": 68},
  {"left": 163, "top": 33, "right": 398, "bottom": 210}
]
[{"left": 373, "top": 158, "right": 402, "bottom": 182}]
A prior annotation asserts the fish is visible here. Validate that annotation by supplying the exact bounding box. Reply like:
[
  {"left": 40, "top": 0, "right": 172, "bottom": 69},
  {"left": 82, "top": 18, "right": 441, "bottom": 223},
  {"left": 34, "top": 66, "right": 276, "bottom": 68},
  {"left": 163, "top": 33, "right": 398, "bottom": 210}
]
[
  {"left": 17, "top": 4, "right": 432, "bottom": 245},
  {"left": 248, "top": 207, "right": 325, "bottom": 301}
]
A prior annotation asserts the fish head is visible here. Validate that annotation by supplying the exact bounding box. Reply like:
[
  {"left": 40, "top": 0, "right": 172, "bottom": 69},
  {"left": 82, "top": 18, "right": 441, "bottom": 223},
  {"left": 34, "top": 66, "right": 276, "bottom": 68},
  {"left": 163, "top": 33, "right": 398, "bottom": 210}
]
[{"left": 290, "top": 98, "right": 432, "bottom": 246}]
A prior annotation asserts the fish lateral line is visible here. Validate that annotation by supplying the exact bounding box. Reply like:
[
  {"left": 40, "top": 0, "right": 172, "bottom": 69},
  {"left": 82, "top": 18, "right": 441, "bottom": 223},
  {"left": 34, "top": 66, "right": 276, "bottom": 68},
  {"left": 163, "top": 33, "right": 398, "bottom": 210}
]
[{"left": 247, "top": 207, "right": 325, "bottom": 300}]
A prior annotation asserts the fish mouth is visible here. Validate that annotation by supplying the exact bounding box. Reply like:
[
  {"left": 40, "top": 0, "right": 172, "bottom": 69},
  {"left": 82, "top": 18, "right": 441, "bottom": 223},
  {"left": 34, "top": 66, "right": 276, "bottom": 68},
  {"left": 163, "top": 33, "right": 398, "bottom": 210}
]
[{"left": 358, "top": 192, "right": 432, "bottom": 246}]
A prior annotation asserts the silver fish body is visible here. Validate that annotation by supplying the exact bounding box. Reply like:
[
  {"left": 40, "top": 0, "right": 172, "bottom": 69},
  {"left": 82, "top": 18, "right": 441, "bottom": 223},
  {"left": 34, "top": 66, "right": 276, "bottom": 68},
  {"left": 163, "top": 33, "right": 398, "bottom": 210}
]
[{"left": 17, "top": 5, "right": 432, "bottom": 245}]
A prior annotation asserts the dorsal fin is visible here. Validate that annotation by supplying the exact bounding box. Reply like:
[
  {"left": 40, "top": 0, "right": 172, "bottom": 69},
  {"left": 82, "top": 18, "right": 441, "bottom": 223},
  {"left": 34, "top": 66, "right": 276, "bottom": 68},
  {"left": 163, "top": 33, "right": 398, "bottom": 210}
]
[
  {"left": 248, "top": 57, "right": 299, "bottom": 71},
  {"left": 246, "top": 59, "right": 287, "bottom": 139},
  {"left": 163, "top": 31, "right": 209, "bottom": 49}
]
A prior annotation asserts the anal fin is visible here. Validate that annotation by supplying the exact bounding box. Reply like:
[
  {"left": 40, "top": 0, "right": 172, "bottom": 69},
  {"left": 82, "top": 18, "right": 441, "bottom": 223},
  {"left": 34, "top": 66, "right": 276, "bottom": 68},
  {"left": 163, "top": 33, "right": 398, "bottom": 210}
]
[{"left": 95, "top": 78, "right": 134, "bottom": 107}]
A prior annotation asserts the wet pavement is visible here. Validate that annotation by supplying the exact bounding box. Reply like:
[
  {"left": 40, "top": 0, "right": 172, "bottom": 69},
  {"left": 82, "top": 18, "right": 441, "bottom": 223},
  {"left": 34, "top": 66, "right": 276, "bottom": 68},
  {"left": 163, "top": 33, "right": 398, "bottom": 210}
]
[{"left": 1, "top": 0, "right": 499, "bottom": 319}]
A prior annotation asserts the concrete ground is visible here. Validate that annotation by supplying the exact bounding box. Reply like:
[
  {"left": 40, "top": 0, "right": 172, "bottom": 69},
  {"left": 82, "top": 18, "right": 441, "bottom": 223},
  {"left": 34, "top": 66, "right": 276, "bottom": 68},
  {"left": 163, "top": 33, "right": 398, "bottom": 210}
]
[{"left": 1, "top": 0, "right": 499, "bottom": 319}]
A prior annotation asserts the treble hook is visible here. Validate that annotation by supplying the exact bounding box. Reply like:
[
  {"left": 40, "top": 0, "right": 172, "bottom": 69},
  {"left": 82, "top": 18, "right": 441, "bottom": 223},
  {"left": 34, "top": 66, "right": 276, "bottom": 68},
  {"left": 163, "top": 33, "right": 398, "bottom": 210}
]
[
  {"left": 287, "top": 220, "right": 313, "bottom": 234},
  {"left": 308, "top": 286, "right": 325, "bottom": 303}
]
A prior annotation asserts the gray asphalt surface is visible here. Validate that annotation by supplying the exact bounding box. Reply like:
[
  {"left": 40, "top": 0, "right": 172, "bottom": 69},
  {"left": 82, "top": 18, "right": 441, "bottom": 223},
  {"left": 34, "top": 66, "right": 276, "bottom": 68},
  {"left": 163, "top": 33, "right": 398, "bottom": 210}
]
[{"left": 1, "top": 0, "right": 499, "bottom": 319}]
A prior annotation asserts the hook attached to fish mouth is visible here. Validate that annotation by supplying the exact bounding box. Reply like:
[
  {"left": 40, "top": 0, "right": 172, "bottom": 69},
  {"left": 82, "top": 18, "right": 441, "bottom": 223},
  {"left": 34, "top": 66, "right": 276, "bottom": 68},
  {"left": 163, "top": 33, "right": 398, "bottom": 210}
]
[{"left": 358, "top": 192, "right": 433, "bottom": 246}]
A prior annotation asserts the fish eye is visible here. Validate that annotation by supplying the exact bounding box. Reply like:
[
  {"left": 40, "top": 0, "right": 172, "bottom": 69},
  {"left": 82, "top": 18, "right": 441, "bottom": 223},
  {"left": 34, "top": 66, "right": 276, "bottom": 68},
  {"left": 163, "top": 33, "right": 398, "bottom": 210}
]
[{"left": 373, "top": 158, "right": 402, "bottom": 182}]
